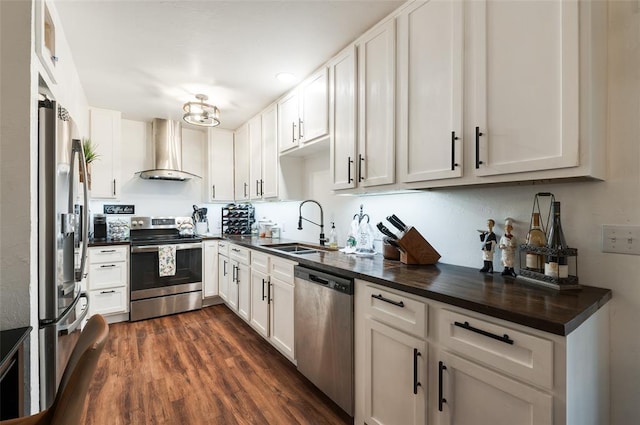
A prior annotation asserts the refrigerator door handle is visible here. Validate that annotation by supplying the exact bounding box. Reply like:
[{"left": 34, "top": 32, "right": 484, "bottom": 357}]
[
  {"left": 72, "top": 139, "right": 89, "bottom": 282},
  {"left": 60, "top": 292, "right": 89, "bottom": 335}
]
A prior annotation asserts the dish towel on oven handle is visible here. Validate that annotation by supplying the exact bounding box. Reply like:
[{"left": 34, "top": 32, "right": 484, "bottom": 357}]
[{"left": 158, "top": 245, "right": 177, "bottom": 277}]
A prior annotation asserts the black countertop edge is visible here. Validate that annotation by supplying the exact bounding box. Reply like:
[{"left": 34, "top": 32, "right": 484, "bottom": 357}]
[
  {"left": 88, "top": 239, "right": 131, "bottom": 247},
  {"left": 1, "top": 326, "right": 32, "bottom": 369},
  {"left": 224, "top": 236, "right": 613, "bottom": 337}
]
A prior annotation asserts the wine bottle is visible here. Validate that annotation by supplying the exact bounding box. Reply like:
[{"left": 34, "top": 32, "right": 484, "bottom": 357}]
[
  {"left": 525, "top": 212, "right": 546, "bottom": 272},
  {"left": 544, "top": 201, "right": 569, "bottom": 278}
]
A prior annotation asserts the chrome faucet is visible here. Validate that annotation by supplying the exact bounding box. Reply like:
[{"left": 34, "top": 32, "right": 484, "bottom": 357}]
[{"left": 297, "top": 199, "right": 326, "bottom": 246}]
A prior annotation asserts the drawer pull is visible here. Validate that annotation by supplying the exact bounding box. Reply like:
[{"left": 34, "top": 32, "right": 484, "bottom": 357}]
[
  {"left": 231, "top": 248, "right": 241, "bottom": 253},
  {"left": 100, "top": 249, "right": 116, "bottom": 253},
  {"left": 438, "top": 361, "right": 447, "bottom": 411},
  {"left": 100, "top": 290, "right": 116, "bottom": 294},
  {"left": 100, "top": 264, "right": 117, "bottom": 268},
  {"left": 454, "top": 321, "right": 514, "bottom": 345},
  {"left": 371, "top": 293, "right": 404, "bottom": 308},
  {"left": 413, "top": 348, "right": 422, "bottom": 395}
]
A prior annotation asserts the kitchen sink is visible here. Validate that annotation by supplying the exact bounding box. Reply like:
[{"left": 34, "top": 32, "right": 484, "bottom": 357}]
[{"left": 266, "top": 243, "right": 335, "bottom": 255}]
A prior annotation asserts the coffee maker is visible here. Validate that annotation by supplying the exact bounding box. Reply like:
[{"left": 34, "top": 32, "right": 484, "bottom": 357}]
[{"left": 93, "top": 214, "right": 107, "bottom": 241}]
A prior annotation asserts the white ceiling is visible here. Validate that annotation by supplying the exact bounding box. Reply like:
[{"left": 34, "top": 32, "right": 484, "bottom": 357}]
[{"left": 55, "top": 0, "right": 405, "bottom": 130}]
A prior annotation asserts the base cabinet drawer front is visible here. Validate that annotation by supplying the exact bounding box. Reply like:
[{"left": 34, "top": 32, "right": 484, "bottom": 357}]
[
  {"left": 365, "top": 319, "right": 426, "bottom": 425},
  {"left": 270, "top": 257, "right": 296, "bottom": 284},
  {"left": 229, "top": 244, "right": 250, "bottom": 265},
  {"left": 218, "top": 242, "right": 229, "bottom": 257},
  {"left": 88, "top": 262, "right": 127, "bottom": 291},
  {"left": 89, "top": 287, "right": 128, "bottom": 316},
  {"left": 88, "top": 246, "right": 128, "bottom": 263},
  {"left": 364, "top": 284, "right": 427, "bottom": 339},
  {"left": 251, "top": 251, "right": 270, "bottom": 274},
  {"left": 437, "top": 309, "right": 553, "bottom": 389},
  {"left": 437, "top": 351, "right": 552, "bottom": 425}
]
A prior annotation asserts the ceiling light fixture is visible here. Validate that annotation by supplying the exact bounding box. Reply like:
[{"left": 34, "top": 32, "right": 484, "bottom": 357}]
[{"left": 183, "top": 94, "right": 220, "bottom": 127}]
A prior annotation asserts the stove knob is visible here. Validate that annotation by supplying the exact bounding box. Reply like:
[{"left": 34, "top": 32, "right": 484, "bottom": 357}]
[{"left": 137, "top": 220, "right": 144, "bottom": 226}]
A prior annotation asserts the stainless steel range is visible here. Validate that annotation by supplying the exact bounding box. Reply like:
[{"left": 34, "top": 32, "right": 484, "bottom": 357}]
[{"left": 129, "top": 216, "right": 202, "bottom": 321}]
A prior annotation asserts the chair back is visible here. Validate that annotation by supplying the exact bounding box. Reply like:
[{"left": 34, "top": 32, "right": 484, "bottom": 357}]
[{"left": 49, "top": 314, "right": 109, "bottom": 425}]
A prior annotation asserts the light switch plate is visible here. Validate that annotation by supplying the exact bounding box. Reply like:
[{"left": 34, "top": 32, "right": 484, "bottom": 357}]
[{"left": 602, "top": 225, "right": 640, "bottom": 255}]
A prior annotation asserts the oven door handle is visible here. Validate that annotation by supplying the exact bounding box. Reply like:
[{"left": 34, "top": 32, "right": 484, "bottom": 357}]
[{"left": 131, "top": 243, "right": 202, "bottom": 253}]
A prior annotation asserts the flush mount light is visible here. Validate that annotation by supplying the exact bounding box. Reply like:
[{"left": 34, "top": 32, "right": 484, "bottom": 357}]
[
  {"left": 183, "top": 94, "right": 220, "bottom": 127},
  {"left": 276, "top": 72, "right": 297, "bottom": 83}
]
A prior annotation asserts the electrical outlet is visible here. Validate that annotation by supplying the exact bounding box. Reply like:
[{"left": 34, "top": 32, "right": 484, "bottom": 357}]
[{"left": 602, "top": 225, "right": 640, "bottom": 255}]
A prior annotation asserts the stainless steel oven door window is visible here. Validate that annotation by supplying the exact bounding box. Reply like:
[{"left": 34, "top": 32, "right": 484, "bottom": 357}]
[{"left": 130, "top": 243, "right": 202, "bottom": 293}]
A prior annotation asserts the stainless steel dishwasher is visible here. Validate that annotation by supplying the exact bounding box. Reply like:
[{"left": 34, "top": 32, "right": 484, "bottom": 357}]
[{"left": 294, "top": 265, "right": 354, "bottom": 416}]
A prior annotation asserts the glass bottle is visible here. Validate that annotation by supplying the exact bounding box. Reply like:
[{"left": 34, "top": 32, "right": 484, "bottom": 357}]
[
  {"left": 525, "top": 212, "right": 546, "bottom": 272},
  {"left": 544, "top": 201, "right": 568, "bottom": 278},
  {"left": 328, "top": 222, "right": 338, "bottom": 249}
]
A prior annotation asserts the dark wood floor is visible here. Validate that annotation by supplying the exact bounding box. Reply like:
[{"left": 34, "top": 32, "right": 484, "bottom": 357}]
[{"left": 82, "top": 304, "right": 352, "bottom": 424}]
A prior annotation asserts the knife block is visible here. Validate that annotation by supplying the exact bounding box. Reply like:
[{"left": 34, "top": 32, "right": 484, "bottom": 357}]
[{"left": 395, "top": 227, "right": 441, "bottom": 265}]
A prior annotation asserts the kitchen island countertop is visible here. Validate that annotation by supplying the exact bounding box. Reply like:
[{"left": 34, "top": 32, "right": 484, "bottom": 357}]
[{"left": 226, "top": 236, "right": 612, "bottom": 336}]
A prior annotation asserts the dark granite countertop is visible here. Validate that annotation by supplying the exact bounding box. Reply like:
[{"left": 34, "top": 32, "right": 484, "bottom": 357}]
[
  {"left": 1, "top": 326, "right": 32, "bottom": 370},
  {"left": 225, "top": 236, "right": 612, "bottom": 336}
]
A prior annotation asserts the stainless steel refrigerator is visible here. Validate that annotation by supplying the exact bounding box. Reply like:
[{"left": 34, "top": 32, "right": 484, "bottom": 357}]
[{"left": 37, "top": 98, "right": 89, "bottom": 409}]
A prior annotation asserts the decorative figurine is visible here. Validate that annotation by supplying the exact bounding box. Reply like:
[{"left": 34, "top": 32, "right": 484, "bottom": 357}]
[
  {"left": 499, "top": 218, "right": 517, "bottom": 277},
  {"left": 478, "top": 219, "right": 497, "bottom": 273}
]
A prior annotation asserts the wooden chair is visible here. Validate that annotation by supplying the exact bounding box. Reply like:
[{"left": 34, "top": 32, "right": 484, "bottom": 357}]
[{"left": 1, "top": 314, "right": 109, "bottom": 425}]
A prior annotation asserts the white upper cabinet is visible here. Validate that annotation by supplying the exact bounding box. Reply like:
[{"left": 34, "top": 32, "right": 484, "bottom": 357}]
[
  {"left": 357, "top": 18, "right": 396, "bottom": 187},
  {"left": 470, "top": 0, "right": 579, "bottom": 177},
  {"left": 261, "top": 103, "right": 280, "bottom": 199},
  {"left": 234, "top": 123, "right": 250, "bottom": 201},
  {"left": 397, "top": 0, "right": 464, "bottom": 183},
  {"left": 206, "top": 128, "right": 235, "bottom": 202},
  {"left": 329, "top": 45, "right": 358, "bottom": 190},
  {"left": 248, "top": 115, "right": 263, "bottom": 200},
  {"left": 277, "top": 90, "right": 300, "bottom": 154},
  {"left": 299, "top": 67, "right": 329, "bottom": 144},
  {"left": 89, "top": 107, "right": 121, "bottom": 199}
]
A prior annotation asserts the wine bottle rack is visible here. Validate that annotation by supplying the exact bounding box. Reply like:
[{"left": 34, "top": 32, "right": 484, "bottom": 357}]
[
  {"left": 517, "top": 244, "right": 580, "bottom": 290},
  {"left": 221, "top": 203, "right": 255, "bottom": 236}
]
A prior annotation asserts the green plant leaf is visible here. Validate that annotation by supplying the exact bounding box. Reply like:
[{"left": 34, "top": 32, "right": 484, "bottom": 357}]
[{"left": 82, "top": 138, "right": 100, "bottom": 164}]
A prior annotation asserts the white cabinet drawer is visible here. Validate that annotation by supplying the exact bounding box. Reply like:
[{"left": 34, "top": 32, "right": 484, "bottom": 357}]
[
  {"left": 89, "top": 245, "right": 128, "bottom": 263},
  {"left": 363, "top": 284, "right": 427, "bottom": 339},
  {"left": 251, "top": 251, "right": 270, "bottom": 273},
  {"left": 229, "top": 244, "right": 250, "bottom": 264},
  {"left": 88, "top": 262, "right": 127, "bottom": 290},
  {"left": 270, "top": 257, "right": 296, "bottom": 284},
  {"left": 437, "top": 309, "right": 553, "bottom": 389},
  {"left": 218, "top": 241, "right": 229, "bottom": 257},
  {"left": 89, "top": 287, "right": 128, "bottom": 316}
]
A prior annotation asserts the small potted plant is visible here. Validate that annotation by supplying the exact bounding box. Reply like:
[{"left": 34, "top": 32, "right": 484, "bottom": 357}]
[{"left": 81, "top": 138, "right": 100, "bottom": 190}]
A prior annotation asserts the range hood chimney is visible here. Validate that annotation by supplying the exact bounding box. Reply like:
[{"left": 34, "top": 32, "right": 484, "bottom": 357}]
[{"left": 136, "top": 118, "right": 200, "bottom": 181}]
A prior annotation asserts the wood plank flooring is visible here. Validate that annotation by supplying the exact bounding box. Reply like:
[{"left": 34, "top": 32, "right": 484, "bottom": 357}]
[{"left": 82, "top": 305, "right": 352, "bottom": 424}]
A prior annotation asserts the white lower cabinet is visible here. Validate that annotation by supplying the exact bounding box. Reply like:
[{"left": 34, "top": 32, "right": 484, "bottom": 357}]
[
  {"left": 87, "top": 245, "right": 129, "bottom": 323},
  {"left": 356, "top": 279, "right": 610, "bottom": 425},
  {"left": 203, "top": 241, "right": 219, "bottom": 299},
  {"left": 436, "top": 351, "right": 552, "bottom": 425},
  {"left": 364, "top": 319, "right": 426, "bottom": 425},
  {"left": 245, "top": 250, "right": 296, "bottom": 361},
  {"left": 218, "top": 242, "right": 229, "bottom": 302}
]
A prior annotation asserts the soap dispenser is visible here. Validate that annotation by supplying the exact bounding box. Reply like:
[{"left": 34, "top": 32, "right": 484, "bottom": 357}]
[{"left": 329, "top": 222, "right": 338, "bottom": 249}]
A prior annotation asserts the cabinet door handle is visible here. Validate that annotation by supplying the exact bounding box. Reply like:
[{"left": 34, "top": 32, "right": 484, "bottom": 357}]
[
  {"left": 451, "top": 131, "right": 460, "bottom": 170},
  {"left": 260, "top": 179, "right": 264, "bottom": 196},
  {"left": 413, "top": 348, "right": 422, "bottom": 395},
  {"left": 212, "top": 185, "right": 216, "bottom": 199},
  {"left": 371, "top": 293, "right": 404, "bottom": 308},
  {"left": 292, "top": 122, "right": 297, "bottom": 143},
  {"left": 243, "top": 182, "right": 248, "bottom": 198},
  {"left": 268, "top": 279, "right": 272, "bottom": 303},
  {"left": 299, "top": 118, "right": 304, "bottom": 140},
  {"left": 261, "top": 278, "right": 266, "bottom": 301},
  {"left": 256, "top": 180, "right": 260, "bottom": 197},
  {"left": 347, "top": 156, "right": 354, "bottom": 183},
  {"left": 233, "top": 265, "right": 238, "bottom": 283},
  {"left": 358, "top": 154, "right": 364, "bottom": 182},
  {"left": 100, "top": 290, "right": 116, "bottom": 294},
  {"left": 223, "top": 260, "right": 227, "bottom": 276},
  {"left": 113, "top": 179, "right": 117, "bottom": 196},
  {"left": 475, "top": 126, "right": 484, "bottom": 169},
  {"left": 438, "top": 361, "right": 447, "bottom": 411},
  {"left": 100, "top": 264, "right": 116, "bottom": 268},
  {"left": 454, "top": 320, "right": 514, "bottom": 345}
]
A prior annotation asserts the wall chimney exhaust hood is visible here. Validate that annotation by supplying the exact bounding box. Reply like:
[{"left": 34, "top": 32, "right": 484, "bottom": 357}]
[{"left": 136, "top": 118, "right": 201, "bottom": 181}]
